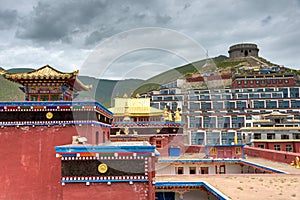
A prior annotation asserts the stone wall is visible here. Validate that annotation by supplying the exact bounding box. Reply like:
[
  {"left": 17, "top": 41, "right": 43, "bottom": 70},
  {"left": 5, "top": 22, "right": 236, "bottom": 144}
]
[{"left": 228, "top": 43, "right": 259, "bottom": 59}]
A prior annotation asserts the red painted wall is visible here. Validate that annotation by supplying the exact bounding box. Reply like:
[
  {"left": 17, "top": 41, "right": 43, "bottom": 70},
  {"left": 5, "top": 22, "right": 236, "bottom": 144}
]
[
  {"left": 254, "top": 141, "right": 300, "bottom": 153},
  {"left": 244, "top": 146, "right": 300, "bottom": 164},
  {"left": 184, "top": 145, "right": 206, "bottom": 154},
  {"left": 150, "top": 135, "right": 185, "bottom": 156},
  {"left": 232, "top": 77, "right": 294, "bottom": 88},
  {"left": 62, "top": 182, "right": 152, "bottom": 200},
  {"left": 0, "top": 125, "right": 108, "bottom": 200}
]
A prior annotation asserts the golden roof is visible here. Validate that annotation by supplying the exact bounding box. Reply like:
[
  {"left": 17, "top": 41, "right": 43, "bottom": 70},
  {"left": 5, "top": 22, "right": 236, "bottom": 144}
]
[
  {"left": 109, "top": 97, "right": 164, "bottom": 116},
  {"left": 4, "top": 65, "right": 78, "bottom": 80},
  {"left": 261, "top": 111, "right": 289, "bottom": 117},
  {"left": 3, "top": 65, "right": 92, "bottom": 91}
]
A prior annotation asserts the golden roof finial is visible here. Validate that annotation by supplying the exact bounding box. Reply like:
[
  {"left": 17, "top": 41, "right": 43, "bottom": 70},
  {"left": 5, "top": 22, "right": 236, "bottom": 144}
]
[
  {"left": 136, "top": 93, "right": 140, "bottom": 98},
  {"left": 123, "top": 93, "right": 128, "bottom": 98},
  {"left": 175, "top": 108, "right": 181, "bottom": 122}
]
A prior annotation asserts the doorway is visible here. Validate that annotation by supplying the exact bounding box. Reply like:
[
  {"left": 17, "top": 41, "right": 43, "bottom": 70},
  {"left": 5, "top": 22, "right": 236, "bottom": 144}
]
[
  {"left": 200, "top": 167, "right": 209, "bottom": 174},
  {"left": 156, "top": 192, "right": 175, "bottom": 200}
]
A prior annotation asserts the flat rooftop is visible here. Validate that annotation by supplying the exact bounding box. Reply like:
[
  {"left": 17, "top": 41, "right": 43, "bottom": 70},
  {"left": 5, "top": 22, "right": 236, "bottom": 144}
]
[{"left": 157, "top": 156, "right": 300, "bottom": 200}]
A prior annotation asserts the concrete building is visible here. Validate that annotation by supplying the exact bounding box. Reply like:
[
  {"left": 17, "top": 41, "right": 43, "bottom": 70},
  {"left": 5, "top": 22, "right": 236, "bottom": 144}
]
[{"left": 241, "top": 111, "right": 300, "bottom": 153}]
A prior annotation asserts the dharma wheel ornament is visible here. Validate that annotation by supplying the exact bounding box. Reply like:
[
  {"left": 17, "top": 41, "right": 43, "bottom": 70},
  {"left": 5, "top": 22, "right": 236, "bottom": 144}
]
[
  {"left": 46, "top": 112, "right": 53, "bottom": 119},
  {"left": 98, "top": 163, "right": 108, "bottom": 173}
]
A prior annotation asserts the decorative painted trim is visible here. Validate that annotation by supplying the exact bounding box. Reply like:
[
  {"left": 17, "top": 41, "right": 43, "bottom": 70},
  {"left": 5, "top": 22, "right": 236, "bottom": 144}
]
[
  {"left": 62, "top": 179, "right": 148, "bottom": 184},
  {"left": 55, "top": 145, "right": 156, "bottom": 154},
  {"left": 59, "top": 155, "right": 149, "bottom": 160},
  {"left": 0, "top": 101, "right": 113, "bottom": 118},
  {"left": 0, "top": 120, "right": 111, "bottom": 128}
]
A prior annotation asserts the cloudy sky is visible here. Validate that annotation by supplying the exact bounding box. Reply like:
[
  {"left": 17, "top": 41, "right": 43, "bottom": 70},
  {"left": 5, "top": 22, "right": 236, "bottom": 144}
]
[{"left": 0, "top": 0, "right": 300, "bottom": 80}]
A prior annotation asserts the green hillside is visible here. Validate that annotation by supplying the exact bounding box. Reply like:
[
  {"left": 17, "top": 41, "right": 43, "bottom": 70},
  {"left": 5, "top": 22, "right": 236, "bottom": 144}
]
[
  {"left": 0, "top": 72, "right": 143, "bottom": 107},
  {"left": 132, "top": 55, "right": 233, "bottom": 95},
  {"left": 1, "top": 54, "right": 297, "bottom": 106},
  {"left": 6, "top": 68, "right": 34, "bottom": 73},
  {"left": 0, "top": 75, "right": 24, "bottom": 101},
  {"left": 76, "top": 76, "right": 143, "bottom": 107}
]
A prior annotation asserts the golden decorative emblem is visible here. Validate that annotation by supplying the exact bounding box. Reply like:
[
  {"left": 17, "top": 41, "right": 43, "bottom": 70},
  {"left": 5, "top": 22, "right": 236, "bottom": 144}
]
[
  {"left": 98, "top": 163, "right": 108, "bottom": 173},
  {"left": 46, "top": 112, "right": 53, "bottom": 119}
]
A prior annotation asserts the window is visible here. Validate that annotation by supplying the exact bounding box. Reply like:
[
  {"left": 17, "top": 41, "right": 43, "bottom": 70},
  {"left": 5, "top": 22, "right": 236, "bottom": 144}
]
[
  {"left": 267, "top": 133, "right": 275, "bottom": 140},
  {"left": 50, "top": 95, "right": 59, "bottom": 101},
  {"left": 274, "top": 144, "right": 281, "bottom": 151},
  {"left": 258, "top": 144, "right": 265, "bottom": 149},
  {"left": 293, "top": 133, "right": 300, "bottom": 139},
  {"left": 40, "top": 94, "right": 49, "bottom": 101},
  {"left": 286, "top": 144, "right": 293, "bottom": 152},
  {"left": 210, "top": 147, "right": 216, "bottom": 155},
  {"left": 30, "top": 94, "right": 38, "bottom": 101},
  {"left": 176, "top": 167, "right": 184, "bottom": 174},
  {"left": 254, "top": 133, "right": 261, "bottom": 139},
  {"left": 219, "top": 165, "right": 226, "bottom": 174},
  {"left": 281, "top": 135, "right": 289, "bottom": 139},
  {"left": 191, "top": 131, "right": 204, "bottom": 145},
  {"left": 189, "top": 167, "right": 196, "bottom": 174},
  {"left": 155, "top": 140, "right": 162, "bottom": 148},
  {"left": 235, "top": 147, "right": 241, "bottom": 155},
  {"left": 200, "top": 167, "right": 209, "bottom": 174}
]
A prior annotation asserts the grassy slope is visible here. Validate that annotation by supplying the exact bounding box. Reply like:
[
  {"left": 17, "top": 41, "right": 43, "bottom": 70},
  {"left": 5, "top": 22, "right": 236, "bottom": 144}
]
[
  {"left": 76, "top": 76, "right": 144, "bottom": 107},
  {"left": 0, "top": 76, "right": 25, "bottom": 101},
  {"left": 2, "top": 55, "right": 298, "bottom": 105}
]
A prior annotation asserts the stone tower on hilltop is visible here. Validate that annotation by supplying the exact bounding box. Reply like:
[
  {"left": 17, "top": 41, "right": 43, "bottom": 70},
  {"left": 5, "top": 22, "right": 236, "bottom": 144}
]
[{"left": 228, "top": 43, "right": 259, "bottom": 59}]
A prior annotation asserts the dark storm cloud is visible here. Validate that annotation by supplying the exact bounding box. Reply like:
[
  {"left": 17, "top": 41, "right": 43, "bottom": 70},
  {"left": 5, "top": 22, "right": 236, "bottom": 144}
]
[
  {"left": 14, "top": 0, "right": 176, "bottom": 46},
  {"left": 16, "top": 0, "right": 108, "bottom": 42},
  {"left": 0, "top": 9, "right": 18, "bottom": 29},
  {"left": 1, "top": 0, "right": 300, "bottom": 78}
]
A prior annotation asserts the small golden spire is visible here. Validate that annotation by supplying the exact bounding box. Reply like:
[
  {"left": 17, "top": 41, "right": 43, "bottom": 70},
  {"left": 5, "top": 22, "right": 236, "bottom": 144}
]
[{"left": 175, "top": 108, "right": 181, "bottom": 122}]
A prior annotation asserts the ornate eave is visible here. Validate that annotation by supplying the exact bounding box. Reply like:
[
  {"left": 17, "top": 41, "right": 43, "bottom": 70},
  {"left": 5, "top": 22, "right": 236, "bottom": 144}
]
[
  {"left": 3, "top": 65, "right": 92, "bottom": 92},
  {"left": 4, "top": 65, "right": 77, "bottom": 80}
]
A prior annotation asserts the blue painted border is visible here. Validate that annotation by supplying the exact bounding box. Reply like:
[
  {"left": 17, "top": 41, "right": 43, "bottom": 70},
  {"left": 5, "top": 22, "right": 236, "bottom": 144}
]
[
  {"left": 155, "top": 181, "right": 230, "bottom": 200},
  {"left": 55, "top": 145, "right": 156, "bottom": 154},
  {"left": 62, "top": 179, "right": 148, "bottom": 183},
  {"left": 240, "top": 160, "right": 286, "bottom": 174},
  {"left": 0, "top": 121, "right": 111, "bottom": 127}
]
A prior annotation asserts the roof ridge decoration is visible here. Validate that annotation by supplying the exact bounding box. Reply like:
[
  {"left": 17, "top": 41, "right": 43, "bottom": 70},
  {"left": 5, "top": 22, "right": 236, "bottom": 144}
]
[
  {"left": 3, "top": 65, "right": 92, "bottom": 91},
  {"left": 3, "top": 65, "right": 78, "bottom": 79}
]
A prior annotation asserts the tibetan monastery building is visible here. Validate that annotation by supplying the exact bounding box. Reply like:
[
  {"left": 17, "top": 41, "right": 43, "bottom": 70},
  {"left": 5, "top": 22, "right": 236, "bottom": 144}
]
[
  {"left": 0, "top": 66, "right": 113, "bottom": 199},
  {"left": 109, "top": 95, "right": 185, "bottom": 156}
]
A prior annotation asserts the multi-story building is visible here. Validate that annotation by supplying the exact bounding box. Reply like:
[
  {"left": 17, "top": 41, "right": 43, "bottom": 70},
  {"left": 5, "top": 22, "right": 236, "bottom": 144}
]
[
  {"left": 147, "top": 82, "right": 300, "bottom": 146},
  {"left": 241, "top": 111, "right": 300, "bottom": 153}
]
